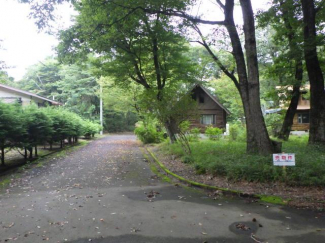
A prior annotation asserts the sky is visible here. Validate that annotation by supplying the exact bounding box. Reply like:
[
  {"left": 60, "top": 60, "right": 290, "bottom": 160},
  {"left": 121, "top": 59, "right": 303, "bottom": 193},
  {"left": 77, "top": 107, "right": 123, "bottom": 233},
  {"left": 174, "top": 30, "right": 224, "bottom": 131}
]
[{"left": 0, "top": 0, "right": 269, "bottom": 81}]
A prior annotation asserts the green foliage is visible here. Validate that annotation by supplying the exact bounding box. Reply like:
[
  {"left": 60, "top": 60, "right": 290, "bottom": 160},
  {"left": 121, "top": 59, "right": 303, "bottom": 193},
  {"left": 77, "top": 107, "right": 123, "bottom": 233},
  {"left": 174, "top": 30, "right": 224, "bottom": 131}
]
[
  {"left": 265, "top": 113, "right": 283, "bottom": 137},
  {"left": 57, "top": 0, "right": 198, "bottom": 142},
  {"left": 18, "top": 58, "right": 100, "bottom": 120},
  {"left": 189, "top": 128, "right": 201, "bottom": 142},
  {"left": 209, "top": 76, "right": 244, "bottom": 122},
  {"left": 0, "top": 71, "right": 14, "bottom": 85},
  {"left": 229, "top": 124, "right": 239, "bottom": 141},
  {"left": 229, "top": 123, "right": 246, "bottom": 142},
  {"left": 162, "top": 136, "right": 325, "bottom": 186},
  {"left": 22, "top": 105, "right": 53, "bottom": 147},
  {"left": 0, "top": 102, "right": 25, "bottom": 162},
  {"left": 83, "top": 120, "right": 101, "bottom": 139},
  {"left": 100, "top": 77, "right": 139, "bottom": 132},
  {"left": 205, "top": 127, "right": 223, "bottom": 141},
  {"left": 134, "top": 121, "right": 164, "bottom": 144},
  {"left": 0, "top": 103, "right": 100, "bottom": 164}
]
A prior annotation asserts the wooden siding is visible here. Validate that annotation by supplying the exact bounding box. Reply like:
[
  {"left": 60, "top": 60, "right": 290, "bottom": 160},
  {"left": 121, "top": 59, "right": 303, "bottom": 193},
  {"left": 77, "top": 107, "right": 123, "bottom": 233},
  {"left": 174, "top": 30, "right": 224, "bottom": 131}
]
[
  {"left": 190, "top": 86, "right": 226, "bottom": 132},
  {"left": 292, "top": 110, "right": 310, "bottom": 131}
]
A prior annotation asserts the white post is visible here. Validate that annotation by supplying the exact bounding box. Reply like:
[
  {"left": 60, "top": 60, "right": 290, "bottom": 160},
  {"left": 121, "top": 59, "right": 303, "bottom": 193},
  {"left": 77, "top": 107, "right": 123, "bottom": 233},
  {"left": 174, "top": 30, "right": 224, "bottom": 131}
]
[{"left": 100, "top": 84, "right": 103, "bottom": 135}]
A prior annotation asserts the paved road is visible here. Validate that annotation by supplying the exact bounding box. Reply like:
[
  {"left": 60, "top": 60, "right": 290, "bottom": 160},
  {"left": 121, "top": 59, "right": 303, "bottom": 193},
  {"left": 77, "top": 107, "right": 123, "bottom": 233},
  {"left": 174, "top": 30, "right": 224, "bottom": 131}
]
[{"left": 0, "top": 135, "right": 325, "bottom": 243}]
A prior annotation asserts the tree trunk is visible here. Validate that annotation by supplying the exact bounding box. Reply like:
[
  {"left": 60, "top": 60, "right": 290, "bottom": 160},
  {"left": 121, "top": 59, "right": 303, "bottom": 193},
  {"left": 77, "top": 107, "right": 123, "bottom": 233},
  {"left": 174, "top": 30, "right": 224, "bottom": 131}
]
[
  {"left": 278, "top": 59, "right": 303, "bottom": 140},
  {"left": 68, "top": 137, "right": 72, "bottom": 145},
  {"left": 24, "top": 147, "right": 27, "bottom": 160},
  {"left": 301, "top": 0, "right": 325, "bottom": 144},
  {"left": 164, "top": 119, "right": 177, "bottom": 143},
  {"left": 60, "top": 140, "right": 63, "bottom": 148},
  {"left": 222, "top": 0, "right": 276, "bottom": 154},
  {"left": 1, "top": 145, "right": 5, "bottom": 166},
  {"left": 278, "top": 84, "right": 301, "bottom": 140},
  {"left": 34, "top": 145, "right": 38, "bottom": 157},
  {"left": 277, "top": 2, "right": 303, "bottom": 141},
  {"left": 50, "top": 142, "right": 53, "bottom": 150},
  {"left": 29, "top": 147, "right": 33, "bottom": 160}
]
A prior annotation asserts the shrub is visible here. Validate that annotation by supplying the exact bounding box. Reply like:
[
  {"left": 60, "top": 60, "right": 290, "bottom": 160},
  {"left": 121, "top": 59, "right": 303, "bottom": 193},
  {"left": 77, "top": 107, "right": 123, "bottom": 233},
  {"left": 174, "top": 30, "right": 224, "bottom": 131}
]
[
  {"left": 265, "top": 113, "right": 283, "bottom": 137},
  {"left": 205, "top": 126, "right": 223, "bottom": 140},
  {"left": 134, "top": 122, "right": 163, "bottom": 144},
  {"left": 229, "top": 124, "right": 239, "bottom": 141},
  {"left": 189, "top": 127, "right": 200, "bottom": 142}
]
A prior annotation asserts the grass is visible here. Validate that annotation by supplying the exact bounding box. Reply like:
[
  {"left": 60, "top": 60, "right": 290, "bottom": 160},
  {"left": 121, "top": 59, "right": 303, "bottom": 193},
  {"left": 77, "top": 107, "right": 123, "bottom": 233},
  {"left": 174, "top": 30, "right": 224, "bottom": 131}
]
[{"left": 160, "top": 135, "right": 325, "bottom": 186}]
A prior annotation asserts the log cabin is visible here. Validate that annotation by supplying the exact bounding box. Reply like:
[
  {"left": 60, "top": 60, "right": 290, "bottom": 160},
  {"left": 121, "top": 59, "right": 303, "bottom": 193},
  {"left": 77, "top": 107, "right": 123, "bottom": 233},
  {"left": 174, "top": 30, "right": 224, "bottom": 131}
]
[
  {"left": 189, "top": 84, "right": 230, "bottom": 132},
  {"left": 274, "top": 86, "right": 310, "bottom": 132},
  {"left": 291, "top": 91, "right": 310, "bottom": 131}
]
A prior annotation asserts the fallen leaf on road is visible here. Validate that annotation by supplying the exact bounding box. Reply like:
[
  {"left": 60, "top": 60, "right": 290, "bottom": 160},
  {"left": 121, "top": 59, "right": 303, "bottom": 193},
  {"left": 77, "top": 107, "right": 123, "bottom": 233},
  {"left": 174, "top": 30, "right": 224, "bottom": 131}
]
[
  {"left": 3, "top": 222, "right": 15, "bottom": 228},
  {"left": 236, "top": 223, "right": 251, "bottom": 231}
]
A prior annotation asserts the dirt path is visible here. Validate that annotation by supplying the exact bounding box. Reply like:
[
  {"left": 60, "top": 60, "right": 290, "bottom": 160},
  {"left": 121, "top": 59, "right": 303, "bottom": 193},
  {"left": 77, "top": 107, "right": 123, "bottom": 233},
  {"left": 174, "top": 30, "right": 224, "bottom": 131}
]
[{"left": 0, "top": 135, "right": 324, "bottom": 242}]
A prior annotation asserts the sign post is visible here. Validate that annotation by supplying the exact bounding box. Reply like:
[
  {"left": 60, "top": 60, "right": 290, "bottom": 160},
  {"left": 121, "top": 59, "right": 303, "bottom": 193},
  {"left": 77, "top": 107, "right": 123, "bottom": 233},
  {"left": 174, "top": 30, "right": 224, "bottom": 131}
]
[{"left": 273, "top": 153, "right": 295, "bottom": 178}]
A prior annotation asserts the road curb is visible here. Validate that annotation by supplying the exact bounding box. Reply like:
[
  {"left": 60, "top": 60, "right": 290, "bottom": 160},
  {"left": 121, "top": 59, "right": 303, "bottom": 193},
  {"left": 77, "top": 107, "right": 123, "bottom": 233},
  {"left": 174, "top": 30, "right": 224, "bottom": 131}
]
[{"left": 145, "top": 147, "right": 288, "bottom": 206}]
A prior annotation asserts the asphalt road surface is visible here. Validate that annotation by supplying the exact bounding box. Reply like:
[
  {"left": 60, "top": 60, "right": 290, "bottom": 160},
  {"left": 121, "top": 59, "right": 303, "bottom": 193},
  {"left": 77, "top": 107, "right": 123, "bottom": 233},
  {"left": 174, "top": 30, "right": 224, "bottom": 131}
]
[{"left": 1, "top": 135, "right": 325, "bottom": 243}]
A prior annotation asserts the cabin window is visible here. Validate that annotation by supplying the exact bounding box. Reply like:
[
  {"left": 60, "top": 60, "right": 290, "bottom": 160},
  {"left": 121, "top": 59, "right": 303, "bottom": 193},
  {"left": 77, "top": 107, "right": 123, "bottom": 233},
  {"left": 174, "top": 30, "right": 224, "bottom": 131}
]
[
  {"left": 201, "top": 115, "right": 216, "bottom": 125},
  {"left": 199, "top": 96, "right": 205, "bottom": 103},
  {"left": 297, "top": 113, "right": 309, "bottom": 124}
]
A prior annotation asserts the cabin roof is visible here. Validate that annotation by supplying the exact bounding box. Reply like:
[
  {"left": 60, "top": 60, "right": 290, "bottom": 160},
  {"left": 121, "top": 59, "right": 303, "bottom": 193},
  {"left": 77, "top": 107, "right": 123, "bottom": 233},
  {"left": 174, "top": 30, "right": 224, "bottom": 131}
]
[
  {"left": 0, "top": 83, "right": 62, "bottom": 105},
  {"left": 191, "top": 84, "right": 231, "bottom": 115}
]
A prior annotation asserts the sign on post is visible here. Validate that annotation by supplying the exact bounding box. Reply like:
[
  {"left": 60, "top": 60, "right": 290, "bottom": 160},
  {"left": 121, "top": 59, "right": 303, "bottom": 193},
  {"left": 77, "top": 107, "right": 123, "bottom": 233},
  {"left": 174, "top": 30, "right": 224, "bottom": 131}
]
[{"left": 273, "top": 153, "right": 295, "bottom": 166}]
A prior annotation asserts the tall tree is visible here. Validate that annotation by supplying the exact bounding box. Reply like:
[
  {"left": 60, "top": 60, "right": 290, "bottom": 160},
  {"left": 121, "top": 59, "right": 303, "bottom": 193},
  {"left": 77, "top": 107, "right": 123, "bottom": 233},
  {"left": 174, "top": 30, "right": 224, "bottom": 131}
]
[
  {"left": 300, "top": 0, "right": 325, "bottom": 144},
  {"left": 258, "top": 0, "right": 304, "bottom": 140},
  {"left": 57, "top": 0, "right": 197, "bottom": 142},
  {"left": 130, "top": 0, "right": 279, "bottom": 154}
]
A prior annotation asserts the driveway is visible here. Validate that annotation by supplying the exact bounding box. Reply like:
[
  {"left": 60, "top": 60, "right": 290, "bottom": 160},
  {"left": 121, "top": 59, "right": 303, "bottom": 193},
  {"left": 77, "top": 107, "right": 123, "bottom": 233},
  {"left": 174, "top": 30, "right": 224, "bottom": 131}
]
[{"left": 0, "top": 135, "right": 324, "bottom": 242}]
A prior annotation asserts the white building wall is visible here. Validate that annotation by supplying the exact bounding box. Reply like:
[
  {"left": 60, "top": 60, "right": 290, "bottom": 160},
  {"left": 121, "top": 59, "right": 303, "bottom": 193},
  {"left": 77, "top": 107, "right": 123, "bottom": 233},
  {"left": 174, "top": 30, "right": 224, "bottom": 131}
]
[{"left": 0, "top": 88, "right": 44, "bottom": 106}]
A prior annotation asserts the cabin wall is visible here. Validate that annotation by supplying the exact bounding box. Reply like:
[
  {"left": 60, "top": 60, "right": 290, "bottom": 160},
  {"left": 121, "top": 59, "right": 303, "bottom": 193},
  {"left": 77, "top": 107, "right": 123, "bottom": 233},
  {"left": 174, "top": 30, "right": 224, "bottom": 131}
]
[
  {"left": 0, "top": 88, "right": 49, "bottom": 106},
  {"left": 292, "top": 110, "right": 310, "bottom": 131},
  {"left": 190, "top": 87, "right": 226, "bottom": 132}
]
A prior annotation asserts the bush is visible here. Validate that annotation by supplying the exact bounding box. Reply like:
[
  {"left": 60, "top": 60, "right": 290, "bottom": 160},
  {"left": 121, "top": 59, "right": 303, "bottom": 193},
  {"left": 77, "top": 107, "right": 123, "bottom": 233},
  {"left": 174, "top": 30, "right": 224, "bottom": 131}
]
[
  {"left": 229, "top": 124, "right": 239, "bottom": 141},
  {"left": 205, "top": 126, "right": 223, "bottom": 140},
  {"left": 134, "top": 122, "right": 163, "bottom": 144},
  {"left": 189, "top": 127, "right": 200, "bottom": 142},
  {"left": 229, "top": 123, "right": 246, "bottom": 142},
  {"left": 0, "top": 103, "right": 101, "bottom": 164},
  {"left": 265, "top": 113, "right": 283, "bottom": 137}
]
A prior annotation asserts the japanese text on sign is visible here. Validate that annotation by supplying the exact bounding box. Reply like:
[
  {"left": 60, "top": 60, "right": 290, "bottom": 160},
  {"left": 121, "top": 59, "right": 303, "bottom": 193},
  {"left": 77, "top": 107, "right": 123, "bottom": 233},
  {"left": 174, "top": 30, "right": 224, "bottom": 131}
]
[{"left": 273, "top": 153, "right": 295, "bottom": 166}]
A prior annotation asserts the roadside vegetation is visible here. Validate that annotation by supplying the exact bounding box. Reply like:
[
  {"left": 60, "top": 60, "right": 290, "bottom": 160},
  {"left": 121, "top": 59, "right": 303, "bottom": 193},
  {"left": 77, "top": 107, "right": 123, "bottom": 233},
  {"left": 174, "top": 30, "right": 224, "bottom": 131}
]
[
  {"left": 0, "top": 102, "right": 101, "bottom": 166},
  {"left": 159, "top": 132, "right": 325, "bottom": 187},
  {"left": 134, "top": 120, "right": 325, "bottom": 187}
]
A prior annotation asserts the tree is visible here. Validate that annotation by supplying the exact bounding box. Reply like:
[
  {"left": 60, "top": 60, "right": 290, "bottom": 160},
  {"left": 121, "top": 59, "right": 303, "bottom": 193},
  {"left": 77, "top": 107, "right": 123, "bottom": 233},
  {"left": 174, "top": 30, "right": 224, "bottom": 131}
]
[
  {"left": 210, "top": 75, "right": 244, "bottom": 122},
  {"left": 122, "top": 0, "right": 280, "bottom": 154},
  {"left": 22, "top": 105, "right": 53, "bottom": 158},
  {"left": 19, "top": 58, "right": 61, "bottom": 98},
  {"left": 258, "top": 0, "right": 305, "bottom": 140},
  {"left": 57, "top": 0, "right": 197, "bottom": 142},
  {"left": 25, "top": 0, "right": 283, "bottom": 153},
  {"left": 57, "top": 64, "right": 100, "bottom": 119},
  {"left": 18, "top": 58, "right": 100, "bottom": 120},
  {"left": 300, "top": 0, "right": 325, "bottom": 144},
  {"left": 0, "top": 103, "right": 25, "bottom": 165},
  {"left": 100, "top": 77, "right": 139, "bottom": 132}
]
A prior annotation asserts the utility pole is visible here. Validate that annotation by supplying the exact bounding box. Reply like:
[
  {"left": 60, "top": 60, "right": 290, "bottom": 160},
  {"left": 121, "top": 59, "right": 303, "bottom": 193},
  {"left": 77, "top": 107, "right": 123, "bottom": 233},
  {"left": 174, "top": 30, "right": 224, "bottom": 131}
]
[{"left": 100, "top": 83, "right": 103, "bottom": 135}]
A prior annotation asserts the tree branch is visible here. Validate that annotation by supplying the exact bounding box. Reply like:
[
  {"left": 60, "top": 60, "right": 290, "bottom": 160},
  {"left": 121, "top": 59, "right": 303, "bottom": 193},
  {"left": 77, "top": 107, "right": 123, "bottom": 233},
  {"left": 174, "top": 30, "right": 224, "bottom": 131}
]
[
  {"left": 108, "top": 1, "right": 225, "bottom": 25},
  {"left": 192, "top": 24, "right": 239, "bottom": 89}
]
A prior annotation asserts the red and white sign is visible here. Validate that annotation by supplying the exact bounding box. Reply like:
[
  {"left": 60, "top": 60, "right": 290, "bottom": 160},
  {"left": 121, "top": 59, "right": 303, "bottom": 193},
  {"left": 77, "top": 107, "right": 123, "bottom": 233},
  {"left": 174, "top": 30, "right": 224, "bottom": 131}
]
[{"left": 273, "top": 153, "right": 295, "bottom": 166}]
